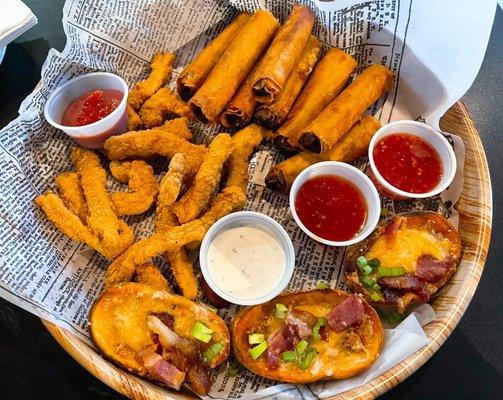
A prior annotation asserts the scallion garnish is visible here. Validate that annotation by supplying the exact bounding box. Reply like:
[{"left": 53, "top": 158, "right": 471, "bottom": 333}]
[
  {"left": 248, "top": 333, "right": 265, "bottom": 345},
  {"left": 295, "top": 339, "right": 308, "bottom": 355},
  {"left": 298, "top": 348, "right": 317, "bottom": 370},
  {"left": 275, "top": 303, "right": 287, "bottom": 319},
  {"left": 378, "top": 266, "right": 405, "bottom": 277},
  {"left": 360, "top": 275, "right": 377, "bottom": 289},
  {"left": 281, "top": 350, "right": 296, "bottom": 362},
  {"left": 249, "top": 340, "right": 268, "bottom": 360},
  {"left": 356, "top": 256, "right": 367, "bottom": 269},
  {"left": 367, "top": 258, "right": 381, "bottom": 271},
  {"left": 203, "top": 342, "right": 223, "bottom": 363},
  {"left": 370, "top": 291, "right": 382, "bottom": 302},
  {"left": 316, "top": 281, "right": 330, "bottom": 289},
  {"left": 387, "top": 311, "right": 405, "bottom": 324},
  {"left": 190, "top": 321, "right": 213, "bottom": 343},
  {"left": 228, "top": 363, "right": 240, "bottom": 377},
  {"left": 312, "top": 317, "right": 327, "bottom": 341},
  {"left": 380, "top": 207, "right": 390, "bottom": 218}
]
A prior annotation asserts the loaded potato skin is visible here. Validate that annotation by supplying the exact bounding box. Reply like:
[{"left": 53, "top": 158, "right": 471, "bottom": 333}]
[
  {"left": 345, "top": 212, "right": 462, "bottom": 313},
  {"left": 231, "top": 290, "right": 383, "bottom": 383}
]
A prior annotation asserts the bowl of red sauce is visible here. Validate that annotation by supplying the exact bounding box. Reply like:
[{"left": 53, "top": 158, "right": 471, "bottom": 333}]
[
  {"left": 290, "top": 161, "right": 381, "bottom": 247},
  {"left": 368, "top": 120, "right": 456, "bottom": 200},
  {"left": 44, "top": 72, "right": 128, "bottom": 149}
]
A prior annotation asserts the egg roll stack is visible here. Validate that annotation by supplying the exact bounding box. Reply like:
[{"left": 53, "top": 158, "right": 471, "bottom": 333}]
[
  {"left": 266, "top": 116, "right": 381, "bottom": 193},
  {"left": 298, "top": 64, "right": 393, "bottom": 154},
  {"left": 251, "top": 4, "right": 315, "bottom": 104},
  {"left": 177, "top": 13, "right": 251, "bottom": 101},
  {"left": 189, "top": 10, "right": 279, "bottom": 123},
  {"left": 254, "top": 35, "right": 322, "bottom": 130},
  {"left": 273, "top": 48, "right": 357, "bottom": 152}
]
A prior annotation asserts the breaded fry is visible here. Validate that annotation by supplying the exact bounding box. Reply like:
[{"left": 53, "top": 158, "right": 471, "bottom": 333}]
[
  {"left": 127, "top": 104, "right": 143, "bottom": 131},
  {"left": 128, "top": 52, "right": 175, "bottom": 111},
  {"left": 71, "top": 147, "right": 125, "bottom": 247},
  {"left": 133, "top": 263, "right": 170, "bottom": 292},
  {"left": 139, "top": 87, "right": 193, "bottom": 128},
  {"left": 55, "top": 172, "right": 88, "bottom": 222},
  {"left": 106, "top": 186, "right": 245, "bottom": 287},
  {"left": 226, "top": 124, "right": 266, "bottom": 193},
  {"left": 173, "top": 133, "right": 233, "bottom": 223},
  {"left": 109, "top": 160, "right": 158, "bottom": 216},
  {"left": 35, "top": 192, "right": 133, "bottom": 259}
]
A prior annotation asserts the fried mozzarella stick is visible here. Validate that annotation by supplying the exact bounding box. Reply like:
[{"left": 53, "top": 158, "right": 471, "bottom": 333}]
[
  {"left": 106, "top": 186, "right": 246, "bottom": 287},
  {"left": 133, "top": 263, "right": 171, "bottom": 292},
  {"left": 177, "top": 13, "right": 251, "bottom": 101},
  {"left": 255, "top": 35, "right": 322, "bottom": 129},
  {"left": 55, "top": 172, "right": 87, "bottom": 222},
  {"left": 266, "top": 116, "right": 381, "bottom": 193},
  {"left": 226, "top": 124, "right": 266, "bottom": 194},
  {"left": 298, "top": 64, "right": 393, "bottom": 154},
  {"left": 251, "top": 5, "right": 315, "bottom": 104},
  {"left": 35, "top": 193, "right": 133, "bottom": 259},
  {"left": 155, "top": 154, "right": 198, "bottom": 299},
  {"left": 189, "top": 10, "right": 279, "bottom": 123},
  {"left": 71, "top": 147, "right": 131, "bottom": 249},
  {"left": 273, "top": 48, "right": 357, "bottom": 152},
  {"left": 173, "top": 133, "right": 233, "bottom": 223},
  {"left": 219, "top": 62, "right": 260, "bottom": 128},
  {"left": 139, "top": 88, "right": 193, "bottom": 128},
  {"left": 109, "top": 160, "right": 158, "bottom": 216},
  {"left": 128, "top": 52, "right": 175, "bottom": 111},
  {"left": 127, "top": 104, "right": 143, "bottom": 131}
]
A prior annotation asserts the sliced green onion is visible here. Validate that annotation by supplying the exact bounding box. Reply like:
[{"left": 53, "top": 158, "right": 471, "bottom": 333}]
[
  {"left": 203, "top": 303, "right": 217, "bottom": 313},
  {"left": 380, "top": 207, "right": 390, "bottom": 218},
  {"left": 295, "top": 339, "right": 309, "bottom": 355},
  {"left": 190, "top": 321, "right": 213, "bottom": 343},
  {"left": 228, "top": 363, "right": 240, "bottom": 377},
  {"left": 275, "top": 303, "right": 287, "bottom": 319},
  {"left": 281, "top": 350, "right": 297, "bottom": 362},
  {"left": 387, "top": 311, "right": 405, "bottom": 324},
  {"left": 361, "top": 264, "right": 373, "bottom": 275},
  {"left": 203, "top": 342, "right": 223, "bottom": 363},
  {"left": 298, "top": 348, "right": 317, "bottom": 370},
  {"left": 370, "top": 291, "right": 382, "bottom": 302},
  {"left": 312, "top": 317, "right": 327, "bottom": 341},
  {"left": 248, "top": 333, "right": 265, "bottom": 345},
  {"left": 249, "top": 341, "right": 268, "bottom": 360},
  {"left": 367, "top": 258, "right": 381, "bottom": 271},
  {"left": 356, "top": 256, "right": 367, "bottom": 269},
  {"left": 378, "top": 266, "right": 405, "bottom": 277},
  {"left": 316, "top": 281, "right": 330, "bottom": 289},
  {"left": 360, "top": 275, "right": 377, "bottom": 289}
]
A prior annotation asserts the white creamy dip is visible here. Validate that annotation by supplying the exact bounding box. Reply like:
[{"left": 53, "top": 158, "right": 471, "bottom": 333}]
[{"left": 206, "top": 225, "right": 286, "bottom": 300}]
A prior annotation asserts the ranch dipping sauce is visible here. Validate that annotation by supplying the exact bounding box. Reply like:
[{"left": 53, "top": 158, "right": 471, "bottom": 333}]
[{"left": 206, "top": 225, "right": 286, "bottom": 300}]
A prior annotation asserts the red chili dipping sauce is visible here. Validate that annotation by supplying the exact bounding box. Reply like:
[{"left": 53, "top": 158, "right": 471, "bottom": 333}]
[
  {"left": 61, "top": 89, "right": 123, "bottom": 127},
  {"left": 294, "top": 175, "right": 367, "bottom": 242},
  {"left": 373, "top": 133, "right": 443, "bottom": 194}
]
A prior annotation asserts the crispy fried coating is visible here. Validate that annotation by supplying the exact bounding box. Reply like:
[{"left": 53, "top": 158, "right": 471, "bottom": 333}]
[
  {"left": 35, "top": 192, "right": 133, "bottom": 259},
  {"left": 71, "top": 147, "right": 127, "bottom": 248},
  {"left": 226, "top": 124, "right": 266, "bottom": 193},
  {"left": 55, "top": 172, "right": 88, "bottom": 222},
  {"left": 139, "top": 88, "right": 193, "bottom": 128},
  {"left": 105, "top": 186, "right": 245, "bottom": 287},
  {"left": 109, "top": 160, "right": 158, "bottom": 216},
  {"left": 173, "top": 133, "right": 233, "bottom": 223},
  {"left": 127, "top": 104, "right": 143, "bottom": 131},
  {"left": 128, "top": 52, "right": 175, "bottom": 111},
  {"left": 133, "top": 263, "right": 170, "bottom": 292}
]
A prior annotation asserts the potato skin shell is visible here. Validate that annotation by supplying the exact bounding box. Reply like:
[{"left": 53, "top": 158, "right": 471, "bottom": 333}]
[{"left": 231, "top": 289, "right": 383, "bottom": 383}]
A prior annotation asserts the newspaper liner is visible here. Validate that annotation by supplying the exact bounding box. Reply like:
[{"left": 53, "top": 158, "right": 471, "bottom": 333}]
[{"left": 0, "top": 0, "right": 495, "bottom": 399}]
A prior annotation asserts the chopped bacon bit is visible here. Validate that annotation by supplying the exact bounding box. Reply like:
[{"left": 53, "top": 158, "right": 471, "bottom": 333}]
[
  {"left": 135, "top": 347, "right": 186, "bottom": 390},
  {"left": 415, "top": 254, "right": 449, "bottom": 283},
  {"left": 319, "top": 325, "right": 329, "bottom": 342},
  {"left": 326, "top": 294, "right": 364, "bottom": 333},
  {"left": 186, "top": 363, "right": 211, "bottom": 396},
  {"left": 266, "top": 325, "right": 299, "bottom": 369},
  {"left": 286, "top": 312, "right": 312, "bottom": 339},
  {"left": 151, "top": 312, "right": 174, "bottom": 330},
  {"left": 379, "top": 275, "right": 424, "bottom": 290},
  {"left": 385, "top": 216, "right": 403, "bottom": 247}
]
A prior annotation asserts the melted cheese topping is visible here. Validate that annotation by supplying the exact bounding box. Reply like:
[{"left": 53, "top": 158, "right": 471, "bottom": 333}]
[{"left": 365, "top": 228, "right": 452, "bottom": 273}]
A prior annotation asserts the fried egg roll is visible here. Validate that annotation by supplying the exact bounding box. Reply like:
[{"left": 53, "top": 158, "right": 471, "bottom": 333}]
[
  {"left": 298, "top": 64, "right": 393, "bottom": 154},
  {"left": 266, "top": 116, "right": 381, "bottom": 193},
  {"left": 251, "top": 4, "right": 315, "bottom": 104},
  {"left": 189, "top": 10, "right": 279, "bottom": 123},
  {"left": 254, "top": 35, "right": 322, "bottom": 130},
  {"left": 177, "top": 13, "right": 251, "bottom": 101},
  {"left": 273, "top": 48, "right": 357, "bottom": 152}
]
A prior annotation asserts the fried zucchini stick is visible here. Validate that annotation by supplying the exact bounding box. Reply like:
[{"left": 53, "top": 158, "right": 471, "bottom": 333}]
[
  {"left": 133, "top": 263, "right": 171, "bottom": 292},
  {"left": 55, "top": 172, "right": 87, "bottom": 222},
  {"left": 106, "top": 186, "right": 245, "bottom": 287},
  {"left": 173, "top": 133, "right": 233, "bottom": 223},
  {"left": 35, "top": 193, "right": 133, "bottom": 259},
  {"left": 139, "top": 88, "right": 193, "bottom": 128},
  {"left": 127, "top": 104, "right": 143, "bottom": 131},
  {"left": 128, "top": 52, "right": 175, "bottom": 111},
  {"left": 110, "top": 160, "right": 158, "bottom": 216}
]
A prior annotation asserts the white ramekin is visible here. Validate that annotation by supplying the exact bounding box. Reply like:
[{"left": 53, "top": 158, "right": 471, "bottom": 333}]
[
  {"left": 199, "top": 211, "right": 295, "bottom": 306},
  {"left": 44, "top": 72, "right": 128, "bottom": 149},
  {"left": 289, "top": 161, "right": 381, "bottom": 247},
  {"left": 368, "top": 120, "right": 457, "bottom": 200}
]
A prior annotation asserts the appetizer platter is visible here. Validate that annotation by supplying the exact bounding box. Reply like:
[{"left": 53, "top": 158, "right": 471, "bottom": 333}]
[{"left": 3, "top": 1, "right": 492, "bottom": 399}]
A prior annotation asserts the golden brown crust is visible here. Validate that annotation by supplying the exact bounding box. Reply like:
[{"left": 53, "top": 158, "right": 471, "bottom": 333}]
[{"left": 231, "top": 289, "right": 383, "bottom": 383}]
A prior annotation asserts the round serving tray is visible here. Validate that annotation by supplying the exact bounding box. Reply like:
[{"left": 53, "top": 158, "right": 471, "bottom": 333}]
[{"left": 42, "top": 101, "right": 492, "bottom": 400}]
